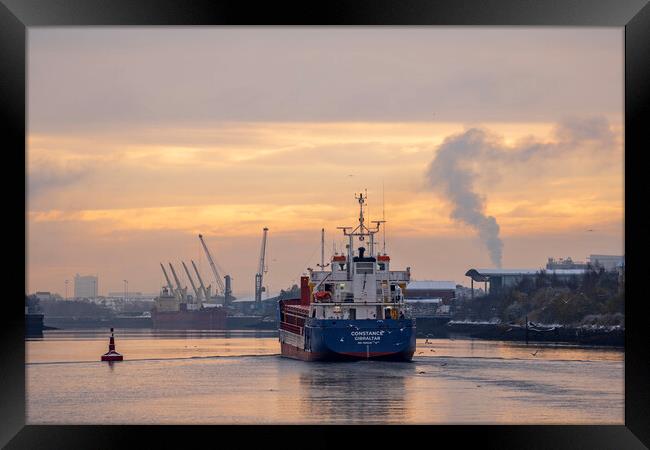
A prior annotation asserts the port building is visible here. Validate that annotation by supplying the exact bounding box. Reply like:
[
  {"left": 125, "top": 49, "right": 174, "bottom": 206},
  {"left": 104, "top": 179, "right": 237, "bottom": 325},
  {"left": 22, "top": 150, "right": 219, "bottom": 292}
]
[
  {"left": 74, "top": 274, "right": 98, "bottom": 299},
  {"left": 588, "top": 254, "right": 624, "bottom": 271},
  {"left": 405, "top": 281, "right": 456, "bottom": 302},
  {"left": 404, "top": 281, "right": 456, "bottom": 317},
  {"left": 464, "top": 268, "right": 587, "bottom": 296}
]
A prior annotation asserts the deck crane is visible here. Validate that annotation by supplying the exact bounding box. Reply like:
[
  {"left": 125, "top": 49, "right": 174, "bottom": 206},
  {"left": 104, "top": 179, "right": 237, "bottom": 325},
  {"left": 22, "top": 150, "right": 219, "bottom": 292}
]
[
  {"left": 160, "top": 263, "right": 177, "bottom": 297},
  {"left": 182, "top": 261, "right": 202, "bottom": 304},
  {"left": 191, "top": 260, "right": 211, "bottom": 301},
  {"left": 254, "top": 227, "right": 269, "bottom": 307},
  {"left": 198, "top": 234, "right": 227, "bottom": 300},
  {"left": 168, "top": 263, "right": 187, "bottom": 302}
]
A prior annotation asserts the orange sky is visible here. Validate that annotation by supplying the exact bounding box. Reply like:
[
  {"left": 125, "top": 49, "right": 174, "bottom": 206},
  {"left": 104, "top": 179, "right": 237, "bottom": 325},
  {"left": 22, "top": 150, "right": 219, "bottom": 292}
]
[{"left": 26, "top": 28, "right": 624, "bottom": 296}]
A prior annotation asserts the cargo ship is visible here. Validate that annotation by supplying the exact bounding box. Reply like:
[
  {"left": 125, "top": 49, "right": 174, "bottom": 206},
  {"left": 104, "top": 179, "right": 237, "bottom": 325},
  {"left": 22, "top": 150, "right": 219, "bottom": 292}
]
[
  {"left": 25, "top": 295, "right": 45, "bottom": 336},
  {"left": 151, "top": 287, "right": 227, "bottom": 329},
  {"left": 151, "top": 286, "right": 273, "bottom": 329},
  {"left": 278, "top": 193, "right": 416, "bottom": 361}
]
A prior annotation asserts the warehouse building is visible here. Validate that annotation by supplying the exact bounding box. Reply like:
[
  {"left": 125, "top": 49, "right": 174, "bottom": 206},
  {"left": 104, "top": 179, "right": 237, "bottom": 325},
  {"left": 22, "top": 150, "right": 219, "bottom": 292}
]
[
  {"left": 404, "top": 280, "right": 456, "bottom": 302},
  {"left": 588, "top": 254, "right": 624, "bottom": 271},
  {"left": 404, "top": 280, "right": 456, "bottom": 317},
  {"left": 464, "top": 268, "right": 587, "bottom": 296}
]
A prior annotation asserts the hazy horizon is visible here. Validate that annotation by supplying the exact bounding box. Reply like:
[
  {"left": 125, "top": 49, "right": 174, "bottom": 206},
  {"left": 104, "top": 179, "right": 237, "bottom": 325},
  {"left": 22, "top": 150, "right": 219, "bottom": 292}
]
[{"left": 26, "top": 27, "right": 624, "bottom": 297}]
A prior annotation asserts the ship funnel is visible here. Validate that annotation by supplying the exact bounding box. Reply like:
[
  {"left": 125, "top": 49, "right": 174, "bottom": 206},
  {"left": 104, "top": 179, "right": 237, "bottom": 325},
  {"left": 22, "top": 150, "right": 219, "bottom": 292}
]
[{"left": 358, "top": 247, "right": 366, "bottom": 258}]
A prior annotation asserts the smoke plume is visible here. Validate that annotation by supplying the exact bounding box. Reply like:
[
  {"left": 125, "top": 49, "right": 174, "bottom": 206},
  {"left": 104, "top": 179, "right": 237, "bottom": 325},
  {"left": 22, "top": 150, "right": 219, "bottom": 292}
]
[{"left": 426, "top": 116, "right": 615, "bottom": 268}]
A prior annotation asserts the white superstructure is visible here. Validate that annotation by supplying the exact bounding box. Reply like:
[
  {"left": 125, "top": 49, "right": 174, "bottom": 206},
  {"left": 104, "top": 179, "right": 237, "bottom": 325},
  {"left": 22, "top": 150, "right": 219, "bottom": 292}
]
[{"left": 307, "top": 193, "right": 410, "bottom": 321}]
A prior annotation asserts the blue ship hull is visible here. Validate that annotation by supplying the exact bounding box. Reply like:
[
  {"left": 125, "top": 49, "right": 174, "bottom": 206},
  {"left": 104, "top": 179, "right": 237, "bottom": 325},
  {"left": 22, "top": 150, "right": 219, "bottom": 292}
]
[{"left": 280, "top": 318, "right": 416, "bottom": 362}]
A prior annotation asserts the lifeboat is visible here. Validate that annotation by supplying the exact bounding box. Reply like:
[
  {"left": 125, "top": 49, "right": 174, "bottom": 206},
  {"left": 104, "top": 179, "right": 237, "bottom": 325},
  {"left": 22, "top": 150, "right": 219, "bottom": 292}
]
[{"left": 313, "top": 291, "right": 332, "bottom": 302}]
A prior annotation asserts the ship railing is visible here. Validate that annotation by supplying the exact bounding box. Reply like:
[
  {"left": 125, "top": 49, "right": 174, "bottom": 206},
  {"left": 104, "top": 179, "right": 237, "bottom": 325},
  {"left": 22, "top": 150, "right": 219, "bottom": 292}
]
[
  {"left": 388, "top": 271, "right": 410, "bottom": 281},
  {"left": 280, "top": 322, "right": 303, "bottom": 335}
]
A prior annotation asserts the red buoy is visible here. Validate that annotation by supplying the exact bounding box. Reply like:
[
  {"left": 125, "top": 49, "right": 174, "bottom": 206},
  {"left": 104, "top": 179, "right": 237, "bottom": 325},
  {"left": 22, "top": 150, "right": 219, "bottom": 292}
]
[{"left": 101, "top": 327, "right": 123, "bottom": 361}]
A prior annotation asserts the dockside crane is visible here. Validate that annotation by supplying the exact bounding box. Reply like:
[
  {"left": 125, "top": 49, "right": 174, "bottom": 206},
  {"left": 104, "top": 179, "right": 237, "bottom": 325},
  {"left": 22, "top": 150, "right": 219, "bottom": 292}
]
[
  {"left": 168, "top": 263, "right": 187, "bottom": 302},
  {"left": 255, "top": 227, "right": 269, "bottom": 308},
  {"left": 198, "top": 234, "right": 227, "bottom": 301},
  {"left": 182, "top": 261, "right": 202, "bottom": 305},
  {"left": 191, "top": 260, "right": 212, "bottom": 301},
  {"left": 160, "top": 263, "right": 175, "bottom": 295}
]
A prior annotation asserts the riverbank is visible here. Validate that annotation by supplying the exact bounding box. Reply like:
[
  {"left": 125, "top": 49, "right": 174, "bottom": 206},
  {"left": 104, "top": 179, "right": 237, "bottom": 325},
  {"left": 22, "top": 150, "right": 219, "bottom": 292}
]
[
  {"left": 413, "top": 317, "right": 623, "bottom": 346},
  {"left": 445, "top": 320, "right": 624, "bottom": 346}
]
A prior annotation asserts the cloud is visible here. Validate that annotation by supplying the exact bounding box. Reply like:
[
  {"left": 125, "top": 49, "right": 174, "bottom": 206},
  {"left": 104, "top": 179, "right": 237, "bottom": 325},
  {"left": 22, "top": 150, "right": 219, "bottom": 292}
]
[
  {"left": 28, "top": 28, "right": 622, "bottom": 132},
  {"left": 28, "top": 158, "right": 92, "bottom": 199}
]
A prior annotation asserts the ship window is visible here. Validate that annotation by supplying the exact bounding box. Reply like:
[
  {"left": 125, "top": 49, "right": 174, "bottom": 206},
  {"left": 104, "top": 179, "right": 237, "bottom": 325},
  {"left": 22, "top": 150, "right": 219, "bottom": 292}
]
[
  {"left": 349, "top": 308, "right": 356, "bottom": 320},
  {"left": 356, "top": 262, "right": 374, "bottom": 274}
]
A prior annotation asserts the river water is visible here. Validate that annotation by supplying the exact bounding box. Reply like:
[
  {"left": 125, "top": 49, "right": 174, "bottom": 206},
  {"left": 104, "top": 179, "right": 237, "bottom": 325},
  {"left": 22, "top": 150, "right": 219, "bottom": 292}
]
[{"left": 26, "top": 329, "right": 623, "bottom": 424}]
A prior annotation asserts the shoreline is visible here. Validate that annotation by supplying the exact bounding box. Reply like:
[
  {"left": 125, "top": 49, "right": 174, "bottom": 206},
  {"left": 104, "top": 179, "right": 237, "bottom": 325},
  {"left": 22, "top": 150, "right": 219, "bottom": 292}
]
[{"left": 416, "top": 318, "right": 624, "bottom": 347}]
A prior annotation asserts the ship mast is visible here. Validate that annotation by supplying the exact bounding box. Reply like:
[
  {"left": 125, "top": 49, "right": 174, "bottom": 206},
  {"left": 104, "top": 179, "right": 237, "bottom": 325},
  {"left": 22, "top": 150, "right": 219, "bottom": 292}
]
[
  {"left": 337, "top": 192, "right": 384, "bottom": 258},
  {"left": 317, "top": 228, "right": 329, "bottom": 271}
]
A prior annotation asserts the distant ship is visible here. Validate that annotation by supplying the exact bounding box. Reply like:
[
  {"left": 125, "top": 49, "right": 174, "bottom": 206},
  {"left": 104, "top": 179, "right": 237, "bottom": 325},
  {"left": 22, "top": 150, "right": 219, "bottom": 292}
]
[
  {"left": 278, "top": 193, "right": 416, "bottom": 361},
  {"left": 25, "top": 295, "right": 45, "bottom": 336},
  {"left": 151, "top": 287, "right": 228, "bottom": 329},
  {"left": 150, "top": 287, "right": 276, "bottom": 330},
  {"left": 151, "top": 232, "right": 275, "bottom": 330}
]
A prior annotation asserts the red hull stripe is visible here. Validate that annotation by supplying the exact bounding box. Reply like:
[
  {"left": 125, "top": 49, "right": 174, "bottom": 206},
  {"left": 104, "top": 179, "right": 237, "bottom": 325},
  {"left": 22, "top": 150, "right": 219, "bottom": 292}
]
[
  {"left": 280, "top": 342, "right": 324, "bottom": 361},
  {"left": 280, "top": 343, "right": 412, "bottom": 360},
  {"left": 338, "top": 352, "right": 398, "bottom": 357}
]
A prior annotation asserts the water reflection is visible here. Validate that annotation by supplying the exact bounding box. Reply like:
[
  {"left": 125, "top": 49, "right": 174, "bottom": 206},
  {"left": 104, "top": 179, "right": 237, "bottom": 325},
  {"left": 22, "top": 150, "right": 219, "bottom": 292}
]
[{"left": 297, "top": 361, "right": 414, "bottom": 423}]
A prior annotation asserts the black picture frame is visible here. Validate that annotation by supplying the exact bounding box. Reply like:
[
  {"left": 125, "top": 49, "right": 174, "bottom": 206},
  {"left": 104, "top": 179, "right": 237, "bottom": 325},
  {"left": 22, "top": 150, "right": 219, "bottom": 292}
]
[{"left": 2, "top": 0, "right": 648, "bottom": 448}]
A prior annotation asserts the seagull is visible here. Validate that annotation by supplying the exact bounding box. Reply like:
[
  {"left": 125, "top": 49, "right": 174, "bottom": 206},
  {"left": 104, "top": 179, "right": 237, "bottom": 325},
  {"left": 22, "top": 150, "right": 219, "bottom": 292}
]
[
  {"left": 430, "top": 349, "right": 436, "bottom": 352},
  {"left": 418, "top": 371, "right": 426, "bottom": 374},
  {"left": 425, "top": 339, "right": 430, "bottom": 344},
  {"left": 531, "top": 349, "right": 540, "bottom": 356},
  {"left": 340, "top": 337, "right": 344, "bottom": 342},
  {"left": 440, "top": 362, "right": 447, "bottom": 366},
  {"left": 418, "top": 351, "right": 424, "bottom": 355}
]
